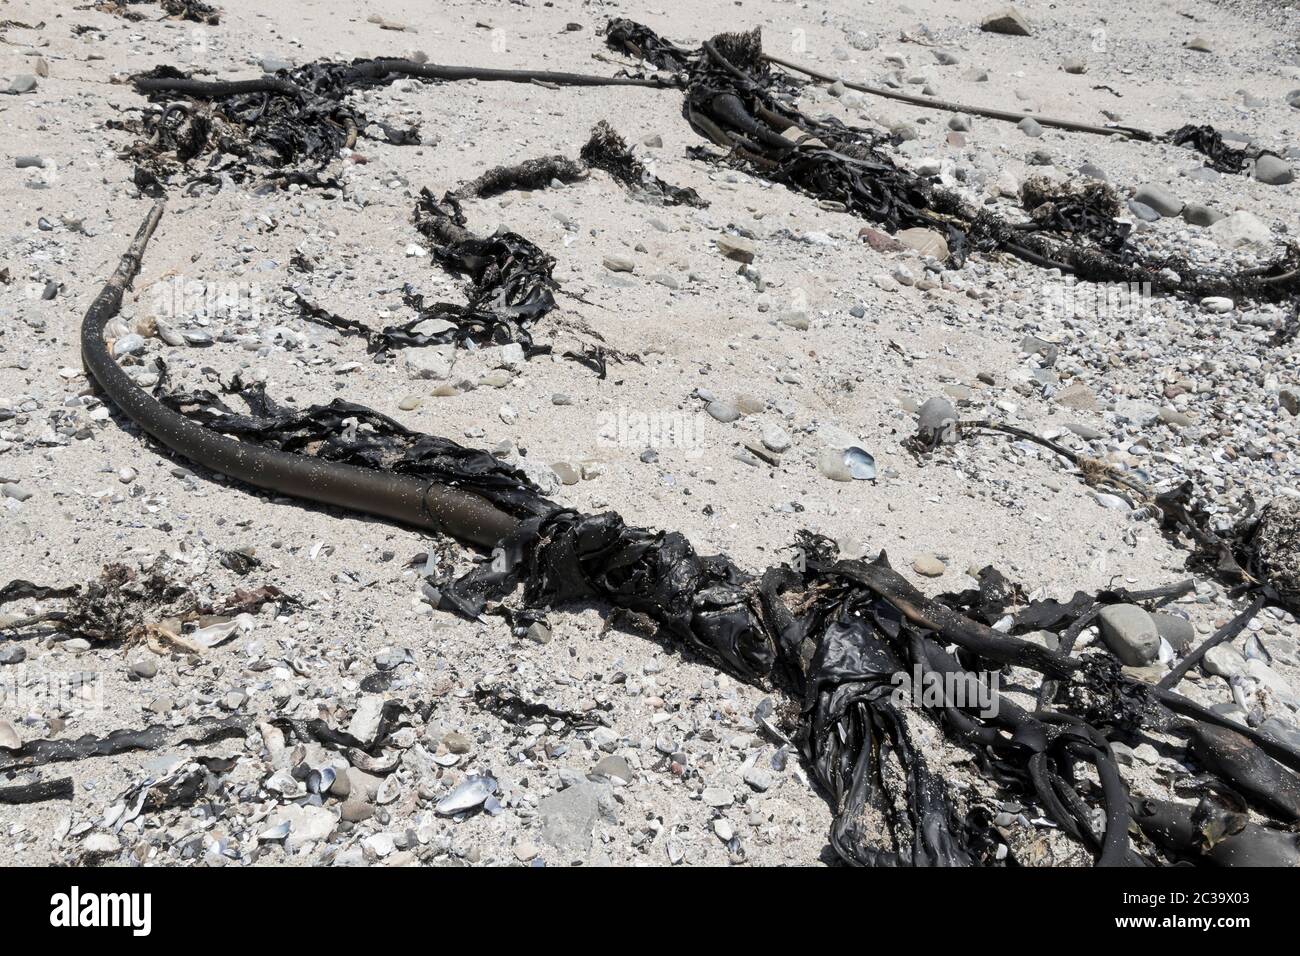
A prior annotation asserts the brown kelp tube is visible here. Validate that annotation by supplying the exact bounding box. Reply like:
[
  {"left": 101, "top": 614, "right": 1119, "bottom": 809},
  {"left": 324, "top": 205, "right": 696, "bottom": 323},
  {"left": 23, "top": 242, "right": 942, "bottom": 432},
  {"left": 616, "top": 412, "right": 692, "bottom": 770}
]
[{"left": 79, "top": 203, "right": 519, "bottom": 549}]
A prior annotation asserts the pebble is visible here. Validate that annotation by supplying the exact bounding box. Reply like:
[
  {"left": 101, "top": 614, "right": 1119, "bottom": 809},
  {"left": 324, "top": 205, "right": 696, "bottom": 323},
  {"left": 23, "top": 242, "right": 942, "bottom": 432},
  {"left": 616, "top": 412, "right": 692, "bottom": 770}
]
[
  {"left": 1208, "top": 210, "right": 1272, "bottom": 249},
  {"left": 716, "top": 235, "right": 756, "bottom": 264},
  {"left": 1133, "top": 183, "right": 1183, "bottom": 217},
  {"left": 706, "top": 400, "right": 741, "bottom": 423},
  {"left": 1204, "top": 645, "right": 1247, "bottom": 679},
  {"left": 702, "top": 787, "right": 734, "bottom": 808},
  {"left": 760, "top": 424, "right": 792, "bottom": 453},
  {"left": 1254, "top": 155, "right": 1294, "bottom": 186},
  {"left": 6, "top": 75, "right": 37, "bottom": 94},
  {"left": 981, "top": 8, "right": 1033, "bottom": 36},
  {"left": 912, "top": 554, "right": 946, "bottom": 577},
  {"left": 1, "top": 483, "right": 33, "bottom": 502},
  {"left": 1098, "top": 604, "right": 1161, "bottom": 666},
  {"left": 1017, "top": 117, "right": 1043, "bottom": 138},
  {"left": 347, "top": 694, "right": 385, "bottom": 745},
  {"left": 602, "top": 255, "right": 635, "bottom": 273},
  {"left": 129, "top": 658, "right": 159, "bottom": 679},
  {"left": 538, "top": 782, "right": 607, "bottom": 853},
  {"left": 1181, "top": 203, "right": 1224, "bottom": 227},
  {"left": 1152, "top": 613, "right": 1195, "bottom": 653},
  {"left": 404, "top": 347, "right": 454, "bottom": 380},
  {"left": 552, "top": 461, "right": 580, "bottom": 485}
]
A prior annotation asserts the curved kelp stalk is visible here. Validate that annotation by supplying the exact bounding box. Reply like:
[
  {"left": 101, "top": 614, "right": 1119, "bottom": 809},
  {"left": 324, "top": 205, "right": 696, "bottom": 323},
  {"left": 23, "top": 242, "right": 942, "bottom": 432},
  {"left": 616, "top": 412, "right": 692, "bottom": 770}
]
[
  {"left": 80, "top": 205, "right": 1300, "bottom": 867},
  {"left": 80, "top": 203, "right": 519, "bottom": 549}
]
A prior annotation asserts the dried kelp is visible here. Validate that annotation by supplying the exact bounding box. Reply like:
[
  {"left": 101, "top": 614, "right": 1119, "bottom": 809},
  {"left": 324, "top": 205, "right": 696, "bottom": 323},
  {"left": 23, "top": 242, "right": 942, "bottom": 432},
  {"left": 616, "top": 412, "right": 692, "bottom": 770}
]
[
  {"left": 120, "top": 61, "right": 421, "bottom": 193},
  {"left": 122, "top": 57, "right": 667, "bottom": 194},
  {"left": 475, "top": 685, "right": 602, "bottom": 732},
  {"left": 408, "top": 188, "right": 559, "bottom": 350},
  {"left": 0, "top": 778, "right": 75, "bottom": 805},
  {"left": 1019, "top": 177, "right": 1131, "bottom": 252},
  {"left": 0, "top": 560, "right": 288, "bottom": 647},
  {"left": 139, "top": 348, "right": 1300, "bottom": 865},
  {"left": 1169, "top": 124, "right": 1250, "bottom": 174},
  {"left": 91, "top": 0, "right": 219, "bottom": 25},
  {"left": 924, "top": 418, "right": 1299, "bottom": 617},
  {"left": 452, "top": 122, "right": 706, "bottom": 208},
  {"left": 1, "top": 580, "right": 79, "bottom": 605},
  {"left": 283, "top": 186, "right": 564, "bottom": 356},
  {"left": 154, "top": 377, "right": 556, "bottom": 521},
  {"left": 580, "top": 121, "right": 707, "bottom": 207},
  {"left": 603, "top": 19, "right": 1300, "bottom": 304},
  {"left": 457, "top": 155, "right": 589, "bottom": 199},
  {"left": 0, "top": 717, "right": 250, "bottom": 774}
]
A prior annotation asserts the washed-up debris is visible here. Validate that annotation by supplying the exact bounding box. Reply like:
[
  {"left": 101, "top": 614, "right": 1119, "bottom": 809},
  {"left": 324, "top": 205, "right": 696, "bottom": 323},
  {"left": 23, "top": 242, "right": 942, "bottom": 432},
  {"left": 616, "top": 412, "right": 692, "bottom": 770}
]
[
  {"left": 0, "top": 777, "right": 74, "bottom": 805},
  {"left": 154, "top": 374, "right": 555, "bottom": 520},
  {"left": 1169, "top": 124, "right": 1252, "bottom": 174},
  {"left": 580, "top": 121, "right": 707, "bottom": 207},
  {"left": 604, "top": 20, "right": 1300, "bottom": 304},
  {"left": 0, "top": 717, "right": 250, "bottom": 774},
  {"left": 0, "top": 559, "right": 287, "bottom": 651},
  {"left": 106, "top": 758, "right": 231, "bottom": 826},
  {"left": 121, "top": 59, "right": 666, "bottom": 193},
  {"left": 435, "top": 773, "right": 499, "bottom": 816},
  {"left": 456, "top": 155, "right": 589, "bottom": 198},
  {"left": 93, "top": 0, "right": 219, "bottom": 25},
  {"left": 1019, "top": 177, "right": 1130, "bottom": 252},
  {"left": 77, "top": 206, "right": 1300, "bottom": 867},
  {"left": 446, "top": 121, "right": 706, "bottom": 208},
  {"left": 0, "top": 580, "right": 79, "bottom": 605},
  {"left": 923, "top": 418, "right": 1300, "bottom": 616},
  {"left": 474, "top": 684, "right": 603, "bottom": 732}
]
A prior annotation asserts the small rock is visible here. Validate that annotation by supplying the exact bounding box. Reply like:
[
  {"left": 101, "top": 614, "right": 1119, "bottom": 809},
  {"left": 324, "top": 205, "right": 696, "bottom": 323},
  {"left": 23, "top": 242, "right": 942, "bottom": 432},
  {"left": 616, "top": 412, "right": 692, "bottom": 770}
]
[
  {"left": 404, "top": 346, "right": 454, "bottom": 380},
  {"left": 706, "top": 400, "right": 741, "bottom": 423},
  {"left": 5, "top": 75, "right": 37, "bottom": 95},
  {"left": 347, "top": 694, "right": 385, "bottom": 745},
  {"left": 1061, "top": 57, "right": 1087, "bottom": 75},
  {"left": 443, "top": 731, "right": 473, "bottom": 754},
  {"left": 1098, "top": 604, "right": 1160, "bottom": 666},
  {"left": 592, "top": 755, "right": 633, "bottom": 782},
  {"left": 895, "top": 227, "right": 949, "bottom": 260},
  {"left": 702, "top": 787, "right": 734, "bottom": 808},
  {"left": 130, "top": 658, "right": 159, "bottom": 680},
  {"left": 1254, "top": 155, "right": 1294, "bottom": 186},
  {"left": 760, "top": 424, "right": 792, "bottom": 453},
  {"left": 602, "top": 255, "right": 635, "bottom": 273},
  {"left": 538, "top": 782, "right": 609, "bottom": 854},
  {"left": 981, "top": 8, "right": 1033, "bottom": 36},
  {"left": 1181, "top": 203, "right": 1224, "bottom": 227},
  {"left": 1017, "top": 117, "right": 1043, "bottom": 138},
  {"left": 1134, "top": 183, "right": 1183, "bottom": 217},
  {"left": 716, "top": 235, "right": 756, "bottom": 264},
  {"left": 1203, "top": 645, "right": 1247, "bottom": 679},
  {"left": 1152, "top": 612, "right": 1195, "bottom": 653},
  {"left": 912, "top": 554, "right": 946, "bottom": 577}
]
